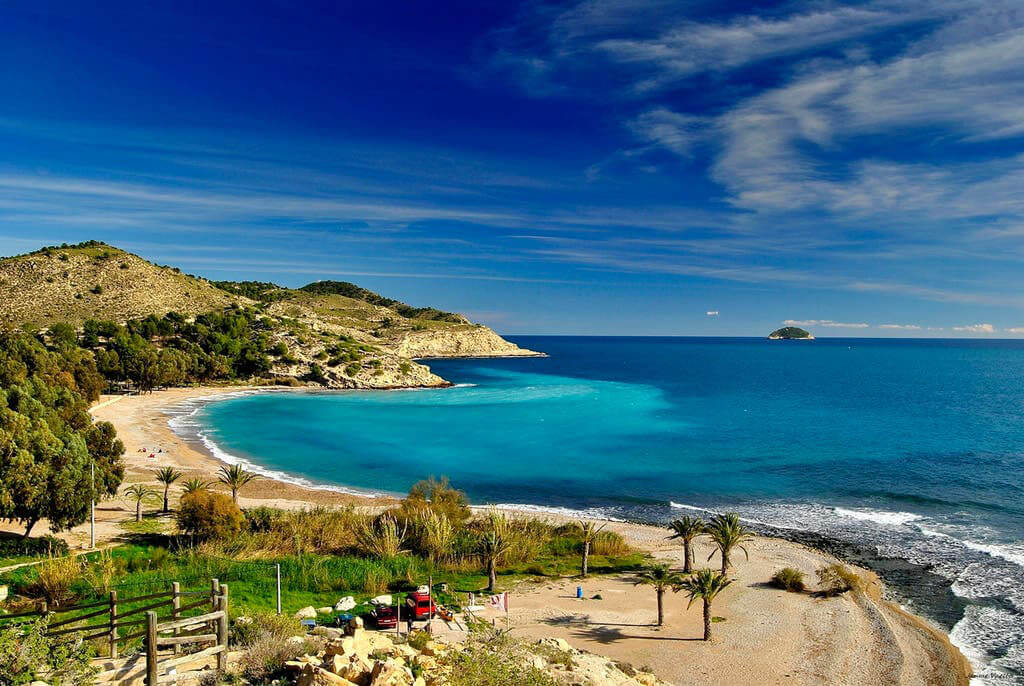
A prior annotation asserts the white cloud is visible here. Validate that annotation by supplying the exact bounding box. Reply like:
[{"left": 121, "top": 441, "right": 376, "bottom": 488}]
[
  {"left": 878, "top": 324, "right": 922, "bottom": 330},
  {"left": 784, "top": 319, "right": 870, "bottom": 328},
  {"left": 706, "top": 310, "right": 719, "bottom": 316},
  {"left": 1005, "top": 327, "right": 1024, "bottom": 334},
  {"left": 952, "top": 323, "right": 996, "bottom": 333},
  {"left": 627, "top": 108, "right": 704, "bottom": 155}
]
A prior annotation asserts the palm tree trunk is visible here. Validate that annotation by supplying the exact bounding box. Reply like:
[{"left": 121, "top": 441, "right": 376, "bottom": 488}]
[
  {"left": 487, "top": 558, "right": 497, "bottom": 592},
  {"left": 703, "top": 598, "right": 712, "bottom": 640},
  {"left": 683, "top": 541, "right": 692, "bottom": 574},
  {"left": 581, "top": 541, "right": 590, "bottom": 577},
  {"left": 163, "top": 485, "right": 169, "bottom": 513},
  {"left": 232, "top": 487, "right": 238, "bottom": 504},
  {"left": 720, "top": 550, "right": 728, "bottom": 575},
  {"left": 656, "top": 588, "right": 664, "bottom": 626},
  {"left": 136, "top": 500, "right": 142, "bottom": 522}
]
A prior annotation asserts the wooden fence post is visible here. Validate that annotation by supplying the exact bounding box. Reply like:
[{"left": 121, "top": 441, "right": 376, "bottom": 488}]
[
  {"left": 145, "top": 611, "right": 158, "bottom": 686},
  {"left": 171, "top": 582, "right": 181, "bottom": 655},
  {"left": 216, "top": 594, "right": 229, "bottom": 672},
  {"left": 210, "top": 578, "right": 220, "bottom": 611},
  {"left": 220, "top": 583, "right": 229, "bottom": 611},
  {"left": 109, "top": 590, "right": 118, "bottom": 659}
]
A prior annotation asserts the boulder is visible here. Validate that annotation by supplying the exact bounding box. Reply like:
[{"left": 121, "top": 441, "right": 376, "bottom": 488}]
[
  {"left": 313, "top": 626, "right": 345, "bottom": 640},
  {"left": 297, "top": 664, "right": 360, "bottom": 686},
  {"left": 318, "top": 606, "right": 335, "bottom": 615},
  {"left": 335, "top": 595, "right": 357, "bottom": 612},
  {"left": 295, "top": 606, "right": 318, "bottom": 619},
  {"left": 327, "top": 653, "right": 372, "bottom": 685},
  {"left": 370, "top": 659, "right": 413, "bottom": 686},
  {"left": 370, "top": 594, "right": 393, "bottom": 606}
]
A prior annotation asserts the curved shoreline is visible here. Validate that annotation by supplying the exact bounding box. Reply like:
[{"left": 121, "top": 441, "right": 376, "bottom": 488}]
[{"left": 90, "top": 385, "right": 971, "bottom": 684}]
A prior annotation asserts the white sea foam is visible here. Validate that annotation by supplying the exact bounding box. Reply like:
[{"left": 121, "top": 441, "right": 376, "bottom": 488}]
[
  {"left": 486, "top": 503, "right": 625, "bottom": 522},
  {"left": 833, "top": 507, "right": 922, "bottom": 526}
]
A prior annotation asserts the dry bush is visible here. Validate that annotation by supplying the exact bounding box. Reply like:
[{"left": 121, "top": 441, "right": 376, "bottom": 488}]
[
  {"left": 30, "top": 555, "right": 83, "bottom": 606},
  {"left": 177, "top": 491, "right": 244, "bottom": 540},
  {"left": 590, "top": 530, "right": 630, "bottom": 556},
  {"left": 237, "top": 631, "right": 321, "bottom": 683},
  {"left": 771, "top": 567, "right": 806, "bottom": 592},
  {"left": 355, "top": 514, "right": 407, "bottom": 558},
  {"left": 816, "top": 564, "right": 863, "bottom": 596}
]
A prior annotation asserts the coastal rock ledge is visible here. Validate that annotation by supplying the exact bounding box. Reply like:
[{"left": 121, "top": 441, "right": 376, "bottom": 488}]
[{"left": 396, "top": 326, "right": 545, "bottom": 359}]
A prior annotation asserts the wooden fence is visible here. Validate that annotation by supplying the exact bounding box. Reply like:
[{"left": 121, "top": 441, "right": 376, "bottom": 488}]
[{"left": 1, "top": 578, "right": 230, "bottom": 685}]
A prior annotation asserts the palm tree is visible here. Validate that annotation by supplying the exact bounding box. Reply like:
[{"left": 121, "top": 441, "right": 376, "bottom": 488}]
[
  {"left": 477, "top": 512, "right": 512, "bottom": 593},
  {"left": 667, "top": 516, "right": 705, "bottom": 574},
  {"left": 705, "top": 513, "right": 753, "bottom": 575},
  {"left": 578, "top": 520, "right": 606, "bottom": 578},
  {"left": 218, "top": 464, "right": 258, "bottom": 504},
  {"left": 181, "top": 477, "right": 209, "bottom": 496},
  {"left": 154, "top": 467, "right": 183, "bottom": 513},
  {"left": 633, "top": 563, "right": 683, "bottom": 626},
  {"left": 677, "top": 568, "right": 733, "bottom": 640},
  {"left": 123, "top": 484, "right": 158, "bottom": 522}
]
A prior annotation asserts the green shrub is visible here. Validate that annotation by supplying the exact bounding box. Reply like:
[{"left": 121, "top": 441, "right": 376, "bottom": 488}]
[
  {"left": 0, "top": 618, "right": 98, "bottom": 685},
  {"left": 344, "top": 362, "right": 362, "bottom": 377},
  {"left": 0, "top": 535, "right": 69, "bottom": 558},
  {"left": 245, "top": 506, "right": 278, "bottom": 533},
  {"left": 816, "top": 564, "right": 863, "bottom": 596},
  {"left": 771, "top": 567, "right": 806, "bottom": 592},
  {"left": 91, "top": 284, "right": 103, "bottom": 294},
  {"left": 231, "top": 611, "right": 303, "bottom": 648},
  {"left": 443, "top": 631, "right": 557, "bottom": 686},
  {"left": 30, "top": 555, "right": 84, "bottom": 606},
  {"left": 237, "top": 631, "right": 320, "bottom": 683},
  {"left": 177, "top": 491, "right": 244, "bottom": 540}
]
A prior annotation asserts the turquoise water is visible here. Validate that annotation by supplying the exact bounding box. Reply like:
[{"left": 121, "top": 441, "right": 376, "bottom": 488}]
[{"left": 172, "top": 337, "right": 1024, "bottom": 682}]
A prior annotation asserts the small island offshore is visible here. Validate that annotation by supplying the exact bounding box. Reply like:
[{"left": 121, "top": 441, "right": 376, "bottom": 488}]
[
  {"left": 0, "top": 242, "right": 968, "bottom": 685},
  {"left": 769, "top": 326, "right": 815, "bottom": 340}
]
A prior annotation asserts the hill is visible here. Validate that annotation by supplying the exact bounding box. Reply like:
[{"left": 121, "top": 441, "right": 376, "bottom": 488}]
[
  {"left": 768, "top": 326, "right": 814, "bottom": 340},
  {"left": 0, "top": 241, "right": 541, "bottom": 389},
  {"left": 0, "top": 241, "right": 243, "bottom": 328}
]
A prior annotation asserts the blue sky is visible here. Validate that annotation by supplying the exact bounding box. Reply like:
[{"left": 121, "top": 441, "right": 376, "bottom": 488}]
[{"left": 2, "top": 0, "right": 1024, "bottom": 336}]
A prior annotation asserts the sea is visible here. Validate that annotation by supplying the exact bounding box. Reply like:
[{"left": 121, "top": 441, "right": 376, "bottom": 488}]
[{"left": 167, "top": 336, "right": 1024, "bottom": 683}]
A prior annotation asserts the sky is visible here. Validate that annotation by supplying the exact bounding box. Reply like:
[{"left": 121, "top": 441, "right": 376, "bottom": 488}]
[{"left": 2, "top": 1, "right": 1024, "bottom": 336}]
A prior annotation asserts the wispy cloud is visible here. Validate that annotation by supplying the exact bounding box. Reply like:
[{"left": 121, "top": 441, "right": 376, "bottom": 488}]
[
  {"left": 783, "top": 319, "right": 870, "bottom": 328},
  {"left": 952, "top": 323, "right": 996, "bottom": 333},
  {"left": 878, "top": 324, "right": 922, "bottom": 330}
]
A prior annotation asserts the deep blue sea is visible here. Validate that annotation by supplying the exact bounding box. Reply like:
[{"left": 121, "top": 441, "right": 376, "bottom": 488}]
[{"left": 170, "top": 336, "right": 1024, "bottom": 683}]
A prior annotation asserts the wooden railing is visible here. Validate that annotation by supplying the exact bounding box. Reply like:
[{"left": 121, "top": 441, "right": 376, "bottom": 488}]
[{"left": 1, "top": 578, "right": 230, "bottom": 685}]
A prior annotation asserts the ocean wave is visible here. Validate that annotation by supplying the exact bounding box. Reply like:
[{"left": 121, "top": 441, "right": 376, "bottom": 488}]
[{"left": 833, "top": 506, "right": 922, "bottom": 526}]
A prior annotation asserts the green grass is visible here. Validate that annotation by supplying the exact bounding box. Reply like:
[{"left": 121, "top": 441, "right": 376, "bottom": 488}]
[{"left": 118, "top": 518, "right": 170, "bottom": 534}]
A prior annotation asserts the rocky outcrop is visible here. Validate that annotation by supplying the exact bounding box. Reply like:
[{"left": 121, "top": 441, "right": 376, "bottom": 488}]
[
  {"left": 394, "top": 326, "right": 543, "bottom": 359},
  {"left": 276, "top": 617, "right": 669, "bottom": 686}
]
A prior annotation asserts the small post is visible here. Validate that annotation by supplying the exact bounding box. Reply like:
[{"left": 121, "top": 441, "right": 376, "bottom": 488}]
[
  {"left": 145, "top": 611, "right": 158, "bottom": 686},
  {"left": 109, "top": 590, "right": 118, "bottom": 659},
  {"left": 171, "top": 582, "right": 181, "bottom": 654},
  {"left": 275, "top": 563, "right": 281, "bottom": 615},
  {"left": 210, "top": 578, "right": 220, "bottom": 611},
  {"left": 427, "top": 575, "right": 433, "bottom": 635},
  {"left": 395, "top": 597, "right": 400, "bottom": 637},
  {"left": 216, "top": 594, "right": 229, "bottom": 672},
  {"left": 39, "top": 600, "right": 48, "bottom": 616},
  {"left": 220, "top": 583, "right": 229, "bottom": 610},
  {"left": 90, "top": 461, "right": 96, "bottom": 550}
]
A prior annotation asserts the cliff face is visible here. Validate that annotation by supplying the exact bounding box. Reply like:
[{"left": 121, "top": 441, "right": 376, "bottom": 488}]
[{"left": 395, "top": 325, "right": 543, "bottom": 359}]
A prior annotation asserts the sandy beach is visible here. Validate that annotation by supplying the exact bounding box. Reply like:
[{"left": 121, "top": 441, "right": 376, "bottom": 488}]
[{"left": 75, "top": 386, "right": 973, "bottom": 684}]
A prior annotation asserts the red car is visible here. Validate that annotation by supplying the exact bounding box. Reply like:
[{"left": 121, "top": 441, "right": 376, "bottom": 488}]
[
  {"left": 406, "top": 591, "right": 436, "bottom": 620},
  {"left": 370, "top": 605, "right": 397, "bottom": 629}
]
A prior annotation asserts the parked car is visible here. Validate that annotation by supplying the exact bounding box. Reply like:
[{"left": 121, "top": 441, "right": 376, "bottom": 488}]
[
  {"left": 370, "top": 605, "right": 398, "bottom": 629},
  {"left": 406, "top": 591, "right": 436, "bottom": 620}
]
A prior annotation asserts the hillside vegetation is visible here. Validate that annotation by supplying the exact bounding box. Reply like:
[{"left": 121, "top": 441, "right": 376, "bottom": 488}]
[{"left": 0, "top": 241, "right": 540, "bottom": 388}]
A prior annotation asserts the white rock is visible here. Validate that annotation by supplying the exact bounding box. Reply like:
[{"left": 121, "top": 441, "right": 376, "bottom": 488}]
[
  {"left": 294, "top": 606, "right": 318, "bottom": 619},
  {"left": 335, "top": 596, "right": 356, "bottom": 612},
  {"left": 369, "top": 594, "right": 393, "bottom": 606},
  {"left": 317, "top": 606, "right": 334, "bottom": 615}
]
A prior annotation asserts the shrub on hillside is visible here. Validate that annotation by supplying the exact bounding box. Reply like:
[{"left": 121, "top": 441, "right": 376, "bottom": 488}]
[
  {"left": 443, "top": 631, "right": 557, "bottom": 686},
  {"left": 816, "top": 563, "right": 863, "bottom": 596},
  {"left": 177, "top": 491, "right": 244, "bottom": 540},
  {"left": 771, "top": 567, "right": 806, "bottom": 592}
]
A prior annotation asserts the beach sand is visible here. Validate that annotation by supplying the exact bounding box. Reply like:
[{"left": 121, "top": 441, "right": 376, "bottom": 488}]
[{"left": 7, "top": 386, "right": 970, "bottom": 684}]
